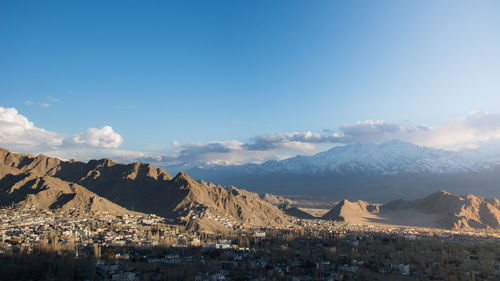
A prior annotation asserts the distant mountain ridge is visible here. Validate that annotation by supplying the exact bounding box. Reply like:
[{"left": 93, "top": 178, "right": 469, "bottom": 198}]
[
  {"left": 0, "top": 148, "right": 288, "bottom": 232},
  {"left": 185, "top": 140, "right": 500, "bottom": 201},
  {"left": 322, "top": 190, "right": 500, "bottom": 230},
  {"left": 191, "top": 140, "right": 499, "bottom": 175}
]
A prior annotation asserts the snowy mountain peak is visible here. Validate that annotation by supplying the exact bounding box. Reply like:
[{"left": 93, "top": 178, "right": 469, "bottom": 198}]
[
  {"left": 191, "top": 140, "right": 500, "bottom": 176},
  {"left": 270, "top": 140, "right": 464, "bottom": 175}
]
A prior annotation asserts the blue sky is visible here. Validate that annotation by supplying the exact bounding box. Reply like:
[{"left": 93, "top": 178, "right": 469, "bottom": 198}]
[{"left": 1, "top": 0, "right": 500, "bottom": 167}]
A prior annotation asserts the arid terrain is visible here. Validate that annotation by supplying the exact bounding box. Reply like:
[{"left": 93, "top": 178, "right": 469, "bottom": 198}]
[{"left": 1, "top": 147, "right": 499, "bottom": 232}]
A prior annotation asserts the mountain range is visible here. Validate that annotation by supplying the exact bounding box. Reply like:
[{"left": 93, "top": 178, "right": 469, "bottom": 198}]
[
  {"left": 1, "top": 147, "right": 499, "bottom": 231},
  {"left": 185, "top": 140, "right": 500, "bottom": 201},
  {"left": 0, "top": 148, "right": 288, "bottom": 232}
]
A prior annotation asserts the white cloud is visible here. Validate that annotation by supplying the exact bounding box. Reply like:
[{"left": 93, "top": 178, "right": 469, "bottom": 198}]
[
  {"left": 164, "top": 135, "right": 326, "bottom": 167},
  {"left": 70, "top": 126, "right": 124, "bottom": 149},
  {"left": 41, "top": 103, "right": 50, "bottom": 108},
  {"left": 332, "top": 120, "right": 403, "bottom": 143},
  {"left": 245, "top": 131, "right": 325, "bottom": 150},
  {"left": 0, "top": 107, "right": 64, "bottom": 151},
  {"left": 0, "top": 106, "right": 285, "bottom": 166},
  {"left": 176, "top": 141, "right": 284, "bottom": 166},
  {"left": 0, "top": 106, "right": 124, "bottom": 154},
  {"left": 404, "top": 111, "right": 500, "bottom": 150},
  {"left": 324, "top": 120, "right": 413, "bottom": 144},
  {"left": 322, "top": 112, "right": 500, "bottom": 150}
]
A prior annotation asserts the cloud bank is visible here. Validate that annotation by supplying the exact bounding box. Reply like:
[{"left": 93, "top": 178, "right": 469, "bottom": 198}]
[
  {"left": 2, "top": 106, "right": 500, "bottom": 168},
  {"left": 163, "top": 112, "right": 500, "bottom": 166},
  {"left": 328, "top": 112, "right": 500, "bottom": 150}
]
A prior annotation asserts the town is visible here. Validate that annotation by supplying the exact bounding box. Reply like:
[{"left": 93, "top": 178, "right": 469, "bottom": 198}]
[{"left": 1, "top": 206, "right": 499, "bottom": 281}]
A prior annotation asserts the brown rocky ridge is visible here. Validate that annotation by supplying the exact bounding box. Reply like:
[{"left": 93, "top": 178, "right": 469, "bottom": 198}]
[
  {"left": 322, "top": 190, "right": 500, "bottom": 230},
  {"left": 0, "top": 148, "right": 289, "bottom": 232}
]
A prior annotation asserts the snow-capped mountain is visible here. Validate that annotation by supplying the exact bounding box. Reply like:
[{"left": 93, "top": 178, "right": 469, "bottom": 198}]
[
  {"left": 192, "top": 140, "right": 500, "bottom": 176},
  {"left": 184, "top": 140, "right": 500, "bottom": 201}
]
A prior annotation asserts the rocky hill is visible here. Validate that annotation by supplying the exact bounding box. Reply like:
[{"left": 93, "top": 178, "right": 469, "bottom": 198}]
[
  {"left": 259, "top": 193, "right": 294, "bottom": 205},
  {"left": 0, "top": 148, "right": 131, "bottom": 213},
  {"left": 322, "top": 190, "right": 500, "bottom": 230},
  {"left": 278, "top": 204, "right": 315, "bottom": 219},
  {"left": 322, "top": 199, "right": 380, "bottom": 222},
  {"left": 0, "top": 174, "right": 131, "bottom": 213},
  {"left": 0, "top": 148, "right": 288, "bottom": 232}
]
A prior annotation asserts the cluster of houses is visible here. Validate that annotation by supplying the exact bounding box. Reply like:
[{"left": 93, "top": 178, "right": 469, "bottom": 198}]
[
  {"left": 0, "top": 206, "right": 176, "bottom": 254},
  {"left": 1, "top": 205, "right": 500, "bottom": 280},
  {"left": 89, "top": 226, "right": 500, "bottom": 280}
]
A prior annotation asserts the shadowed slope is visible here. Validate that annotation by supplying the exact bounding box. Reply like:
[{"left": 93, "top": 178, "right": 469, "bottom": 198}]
[{"left": 278, "top": 204, "right": 315, "bottom": 219}]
